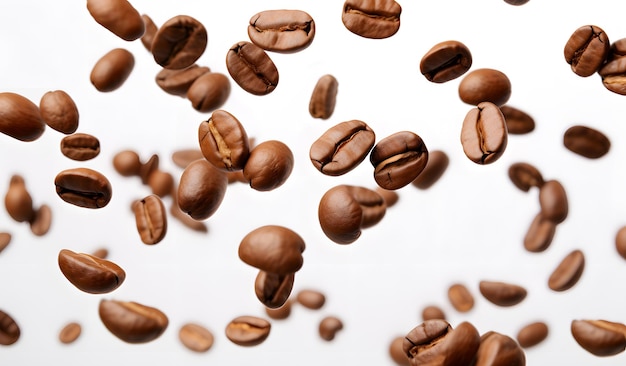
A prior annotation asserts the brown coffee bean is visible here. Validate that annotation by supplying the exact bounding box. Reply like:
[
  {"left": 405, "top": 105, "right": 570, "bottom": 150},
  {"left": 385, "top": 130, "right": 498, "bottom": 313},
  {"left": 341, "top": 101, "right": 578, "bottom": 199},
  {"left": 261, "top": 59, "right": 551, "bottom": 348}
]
[
  {"left": 411, "top": 150, "right": 449, "bottom": 190},
  {"left": 296, "top": 289, "right": 326, "bottom": 310},
  {"left": 571, "top": 319, "right": 626, "bottom": 356},
  {"left": 564, "top": 25, "right": 610, "bottom": 77},
  {"left": 243, "top": 140, "right": 293, "bottom": 191},
  {"left": 248, "top": 10, "right": 315, "bottom": 53},
  {"left": 523, "top": 212, "right": 556, "bottom": 253},
  {"left": 0, "top": 232, "right": 11, "bottom": 254},
  {"left": 140, "top": 14, "right": 158, "bottom": 51},
  {"left": 319, "top": 316, "right": 343, "bottom": 341},
  {"left": 310, "top": 120, "right": 375, "bottom": 176},
  {"left": 5, "top": 175, "right": 34, "bottom": 223},
  {"left": 420, "top": 40, "right": 472, "bottom": 83},
  {"left": 447, "top": 283, "right": 474, "bottom": 312},
  {"left": 548, "top": 249, "right": 585, "bottom": 292},
  {"left": 58, "top": 249, "right": 126, "bottom": 294},
  {"left": 152, "top": 15, "right": 207, "bottom": 70},
  {"left": 309, "top": 74, "right": 338, "bottom": 119},
  {"left": 90, "top": 48, "right": 135, "bottom": 92},
  {"left": 599, "top": 56, "right": 626, "bottom": 95},
  {"left": 112, "top": 150, "right": 142, "bottom": 177},
  {"left": 59, "top": 322, "right": 81, "bottom": 344},
  {"left": 86, "top": 0, "right": 145, "bottom": 41},
  {"left": 132, "top": 195, "right": 167, "bottom": 245},
  {"left": 538, "top": 180, "right": 568, "bottom": 224},
  {"left": 389, "top": 336, "right": 410, "bottom": 366},
  {"left": 171, "top": 148, "right": 204, "bottom": 169},
  {"left": 255, "top": 271, "right": 295, "bottom": 309},
  {"left": 403, "top": 320, "right": 480, "bottom": 365},
  {"left": 60, "top": 133, "right": 100, "bottom": 161},
  {"left": 198, "top": 110, "right": 250, "bottom": 171},
  {"left": 479, "top": 280, "right": 527, "bottom": 307},
  {"left": 370, "top": 131, "right": 429, "bottom": 190},
  {"left": 460, "top": 102, "right": 508, "bottom": 164},
  {"left": 99, "top": 299, "right": 168, "bottom": 344},
  {"left": 375, "top": 187, "right": 399, "bottom": 208},
  {"left": 147, "top": 170, "right": 174, "bottom": 197},
  {"left": 138, "top": 154, "right": 160, "bottom": 184},
  {"left": 342, "top": 0, "right": 401, "bottom": 39},
  {"left": 318, "top": 185, "right": 386, "bottom": 244},
  {"left": 508, "top": 162, "right": 544, "bottom": 192},
  {"left": 239, "top": 225, "right": 305, "bottom": 274},
  {"left": 29, "top": 204, "right": 52, "bottom": 236},
  {"left": 177, "top": 159, "right": 228, "bottom": 221},
  {"left": 39, "top": 90, "right": 79, "bottom": 134},
  {"left": 265, "top": 300, "right": 292, "bottom": 320},
  {"left": 563, "top": 125, "right": 610, "bottom": 159},
  {"left": 516, "top": 321, "right": 549, "bottom": 348},
  {"left": 421, "top": 305, "right": 446, "bottom": 321},
  {"left": 155, "top": 64, "right": 211, "bottom": 97},
  {"left": 225, "top": 315, "right": 271, "bottom": 347},
  {"left": 54, "top": 168, "right": 112, "bottom": 209},
  {"left": 0, "top": 309, "right": 20, "bottom": 345},
  {"left": 186, "top": 72, "right": 231, "bottom": 113},
  {"left": 458, "top": 68, "right": 512, "bottom": 106},
  {"left": 169, "top": 190, "right": 208, "bottom": 233},
  {"left": 500, "top": 105, "right": 535, "bottom": 135},
  {"left": 615, "top": 226, "right": 626, "bottom": 260},
  {"left": 226, "top": 41, "right": 279, "bottom": 95},
  {"left": 91, "top": 247, "right": 109, "bottom": 259},
  {"left": 474, "top": 331, "right": 526, "bottom": 366},
  {"left": 0, "top": 92, "right": 45, "bottom": 142},
  {"left": 179, "top": 323, "right": 214, "bottom": 353}
]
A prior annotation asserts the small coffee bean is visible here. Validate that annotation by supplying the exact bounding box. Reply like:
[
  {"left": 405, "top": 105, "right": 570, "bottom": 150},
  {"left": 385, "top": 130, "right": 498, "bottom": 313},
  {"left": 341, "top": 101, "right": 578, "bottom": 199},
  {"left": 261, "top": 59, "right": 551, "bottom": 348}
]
[
  {"left": 54, "top": 168, "right": 112, "bottom": 209},
  {"left": 0, "top": 309, "right": 20, "bottom": 346},
  {"left": 571, "top": 319, "right": 626, "bottom": 357},
  {"left": 140, "top": 14, "right": 158, "bottom": 51},
  {"left": 420, "top": 40, "right": 472, "bottom": 83},
  {"left": 248, "top": 10, "right": 315, "bottom": 53},
  {"left": 296, "top": 289, "right": 326, "bottom": 310},
  {"left": 474, "top": 331, "right": 526, "bottom": 366},
  {"left": 516, "top": 321, "right": 549, "bottom": 348},
  {"left": 375, "top": 187, "right": 399, "bottom": 207},
  {"left": 500, "top": 105, "right": 535, "bottom": 135},
  {"left": 265, "top": 300, "right": 292, "bottom": 320},
  {"left": 421, "top": 305, "right": 446, "bottom": 321},
  {"left": 309, "top": 74, "right": 338, "bottom": 119},
  {"left": 225, "top": 315, "right": 271, "bottom": 347},
  {"left": 523, "top": 212, "right": 556, "bottom": 253},
  {"left": 389, "top": 336, "right": 410, "bottom": 366},
  {"left": 171, "top": 148, "right": 204, "bottom": 169},
  {"left": 548, "top": 249, "right": 585, "bottom": 292},
  {"left": 5, "top": 175, "right": 35, "bottom": 223},
  {"left": 226, "top": 41, "right": 279, "bottom": 95},
  {"left": 138, "top": 154, "right": 160, "bottom": 184},
  {"left": 319, "top": 316, "right": 343, "bottom": 341},
  {"left": 132, "top": 195, "right": 167, "bottom": 245},
  {"left": 155, "top": 64, "right": 211, "bottom": 97},
  {"left": 458, "top": 68, "right": 512, "bottom": 106},
  {"left": 479, "top": 280, "right": 527, "bottom": 307},
  {"left": 198, "top": 110, "right": 250, "bottom": 171},
  {"left": 411, "top": 150, "right": 449, "bottom": 190},
  {"left": 29, "top": 204, "right": 52, "bottom": 236},
  {"left": 370, "top": 131, "right": 429, "bottom": 190},
  {"left": 243, "top": 140, "right": 293, "bottom": 191},
  {"left": 447, "top": 283, "right": 474, "bottom": 312},
  {"left": 187, "top": 72, "right": 231, "bottom": 113},
  {"left": 39, "top": 90, "right": 79, "bottom": 134},
  {"left": 599, "top": 56, "right": 626, "bottom": 95},
  {"left": 538, "top": 179, "right": 568, "bottom": 224},
  {"left": 460, "top": 102, "right": 508, "bottom": 164},
  {"left": 0, "top": 92, "right": 45, "bottom": 142},
  {"left": 563, "top": 125, "right": 610, "bottom": 159},
  {"left": 59, "top": 322, "right": 82, "bottom": 344},
  {"left": 60, "top": 133, "right": 100, "bottom": 161},
  {"left": 615, "top": 226, "right": 626, "bottom": 260},
  {"left": 152, "top": 15, "right": 207, "bottom": 70},
  {"left": 86, "top": 0, "right": 145, "bottom": 41},
  {"left": 147, "top": 170, "right": 174, "bottom": 197},
  {"left": 91, "top": 247, "right": 109, "bottom": 259},
  {"left": 0, "top": 232, "right": 11, "bottom": 254},
  {"left": 508, "top": 162, "right": 544, "bottom": 192},
  {"left": 58, "top": 249, "right": 126, "bottom": 294},
  {"left": 342, "top": 0, "right": 402, "bottom": 39},
  {"left": 177, "top": 159, "right": 228, "bottom": 221},
  {"left": 98, "top": 299, "right": 168, "bottom": 344},
  {"left": 255, "top": 271, "right": 295, "bottom": 309},
  {"left": 90, "top": 48, "right": 135, "bottom": 92},
  {"left": 239, "top": 225, "right": 305, "bottom": 275},
  {"left": 113, "top": 150, "right": 142, "bottom": 177},
  {"left": 403, "top": 320, "right": 480, "bottom": 365},
  {"left": 179, "top": 323, "right": 214, "bottom": 353},
  {"left": 564, "top": 25, "right": 610, "bottom": 77}
]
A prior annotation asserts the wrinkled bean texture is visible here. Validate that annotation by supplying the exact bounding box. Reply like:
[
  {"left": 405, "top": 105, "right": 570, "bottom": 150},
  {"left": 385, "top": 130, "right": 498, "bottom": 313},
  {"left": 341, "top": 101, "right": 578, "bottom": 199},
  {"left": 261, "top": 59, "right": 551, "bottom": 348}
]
[
  {"left": 420, "top": 40, "right": 472, "bottom": 83},
  {"left": 151, "top": 15, "right": 207, "bottom": 70},
  {"left": 460, "top": 102, "right": 508, "bottom": 164},
  {"left": 226, "top": 41, "right": 279, "bottom": 95},
  {"left": 342, "top": 0, "right": 402, "bottom": 39},
  {"left": 248, "top": 10, "right": 315, "bottom": 53},
  {"left": 370, "top": 131, "right": 429, "bottom": 190},
  {"left": 225, "top": 316, "right": 271, "bottom": 347},
  {"left": 54, "top": 168, "right": 112, "bottom": 209},
  {"left": 564, "top": 25, "right": 610, "bottom": 77},
  {"left": 198, "top": 109, "right": 250, "bottom": 171},
  {"left": 60, "top": 133, "right": 100, "bottom": 161}
]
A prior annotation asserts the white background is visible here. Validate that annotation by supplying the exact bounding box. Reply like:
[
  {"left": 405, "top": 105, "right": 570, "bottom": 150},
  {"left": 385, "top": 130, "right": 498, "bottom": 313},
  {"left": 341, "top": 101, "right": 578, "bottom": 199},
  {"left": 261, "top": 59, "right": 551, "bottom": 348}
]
[{"left": 1, "top": 0, "right": 626, "bottom": 365}]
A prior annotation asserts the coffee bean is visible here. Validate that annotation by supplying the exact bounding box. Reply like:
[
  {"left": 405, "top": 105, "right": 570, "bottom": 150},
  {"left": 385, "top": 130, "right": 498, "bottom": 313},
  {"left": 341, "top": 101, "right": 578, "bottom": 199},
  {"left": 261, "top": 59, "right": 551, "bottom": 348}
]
[
  {"left": 91, "top": 247, "right": 109, "bottom": 259},
  {"left": 516, "top": 321, "right": 549, "bottom": 348},
  {"left": 370, "top": 131, "right": 429, "bottom": 190},
  {"left": 548, "top": 249, "right": 585, "bottom": 292},
  {"left": 479, "top": 280, "right": 527, "bottom": 307},
  {"left": 411, "top": 150, "right": 449, "bottom": 190},
  {"left": 152, "top": 15, "right": 207, "bottom": 70},
  {"left": 265, "top": 300, "right": 292, "bottom": 320},
  {"left": 599, "top": 57, "right": 626, "bottom": 95},
  {"left": 155, "top": 64, "right": 211, "bottom": 97},
  {"left": 60, "top": 133, "right": 100, "bottom": 161},
  {"left": 226, "top": 41, "right": 279, "bottom": 95},
  {"left": 508, "top": 162, "right": 544, "bottom": 192},
  {"left": 447, "top": 283, "right": 474, "bottom": 312},
  {"left": 310, "top": 120, "right": 375, "bottom": 176},
  {"left": 132, "top": 195, "right": 167, "bottom": 245},
  {"left": 171, "top": 148, "right": 204, "bottom": 169},
  {"left": 147, "top": 170, "right": 174, "bottom": 198},
  {"left": 179, "top": 323, "right": 214, "bottom": 353},
  {"left": 458, "top": 68, "right": 512, "bottom": 106},
  {"left": 538, "top": 179, "right": 568, "bottom": 224},
  {"left": 375, "top": 187, "right": 399, "bottom": 208},
  {"left": 421, "top": 305, "right": 446, "bottom": 321},
  {"left": 309, "top": 74, "right": 338, "bottom": 119},
  {"left": 248, "top": 10, "right": 315, "bottom": 53},
  {"left": 0, "top": 232, "right": 11, "bottom": 254},
  {"left": 140, "top": 14, "right": 158, "bottom": 51},
  {"left": 615, "top": 226, "right": 626, "bottom": 260},
  {"left": 138, "top": 154, "right": 160, "bottom": 184},
  {"left": 342, "top": 0, "right": 402, "bottom": 39},
  {"left": 571, "top": 319, "right": 626, "bottom": 356},
  {"left": 113, "top": 150, "right": 142, "bottom": 177},
  {"left": 403, "top": 320, "right": 480, "bottom": 365},
  {"left": 198, "top": 110, "right": 250, "bottom": 171},
  {"left": 563, "top": 125, "right": 610, "bottom": 159},
  {"left": 420, "top": 40, "right": 472, "bottom": 83},
  {"left": 177, "top": 159, "right": 228, "bottom": 221},
  {"left": 319, "top": 316, "right": 343, "bottom": 341},
  {"left": 0, "top": 92, "right": 45, "bottom": 142},
  {"left": 58, "top": 322, "right": 81, "bottom": 344},
  {"left": 54, "top": 168, "right": 112, "bottom": 209},
  {"left": 500, "top": 105, "right": 535, "bottom": 135},
  {"left": 474, "top": 331, "right": 526, "bottom": 366},
  {"left": 255, "top": 271, "right": 295, "bottom": 309},
  {"left": 239, "top": 225, "right": 305, "bottom": 275},
  {"left": 389, "top": 336, "right": 410, "bottom": 366},
  {"left": 86, "top": 0, "right": 144, "bottom": 41},
  {"left": 4, "top": 175, "right": 34, "bottom": 223},
  {"left": 0, "top": 309, "right": 20, "bottom": 346},
  {"left": 564, "top": 25, "right": 610, "bottom": 77},
  {"left": 169, "top": 189, "right": 208, "bottom": 233},
  {"left": 243, "top": 140, "right": 293, "bottom": 191},
  {"left": 39, "top": 90, "right": 79, "bottom": 134},
  {"left": 225, "top": 315, "right": 271, "bottom": 347},
  {"left": 460, "top": 102, "right": 508, "bottom": 164},
  {"left": 185, "top": 72, "right": 231, "bottom": 113},
  {"left": 90, "top": 48, "right": 135, "bottom": 92},
  {"left": 29, "top": 204, "right": 52, "bottom": 236},
  {"left": 98, "top": 299, "right": 168, "bottom": 344},
  {"left": 296, "top": 289, "right": 326, "bottom": 310},
  {"left": 523, "top": 212, "right": 556, "bottom": 253},
  {"left": 58, "top": 249, "right": 126, "bottom": 294}
]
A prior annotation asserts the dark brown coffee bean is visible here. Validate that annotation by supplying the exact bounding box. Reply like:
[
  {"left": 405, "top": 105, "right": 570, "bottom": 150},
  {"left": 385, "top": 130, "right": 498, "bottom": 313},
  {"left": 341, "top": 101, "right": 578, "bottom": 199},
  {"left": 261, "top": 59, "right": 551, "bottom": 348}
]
[
  {"left": 0, "top": 309, "right": 20, "bottom": 345},
  {"left": 318, "top": 185, "right": 386, "bottom": 244},
  {"left": 420, "top": 40, "right": 472, "bottom": 83},
  {"left": 0, "top": 232, "right": 11, "bottom": 254},
  {"left": 411, "top": 150, "right": 449, "bottom": 190},
  {"left": 58, "top": 249, "right": 126, "bottom": 294},
  {"left": 548, "top": 249, "right": 585, "bottom": 292},
  {"left": 538, "top": 179, "right": 568, "bottom": 224},
  {"left": 90, "top": 48, "right": 135, "bottom": 92},
  {"left": 147, "top": 170, "right": 174, "bottom": 198},
  {"left": 615, "top": 226, "right": 626, "bottom": 260},
  {"left": 563, "top": 125, "right": 610, "bottom": 159},
  {"left": 138, "top": 154, "right": 159, "bottom": 184},
  {"left": 99, "top": 299, "right": 168, "bottom": 344},
  {"left": 296, "top": 289, "right": 326, "bottom": 310},
  {"left": 599, "top": 56, "right": 626, "bottom": 95},
  {"left": 479, "top": 280, "right": 527, "bottom": 307},
  {"left": 564, "top": 25, "right": 610, "bottom": 77},
  {"left": 319, "top": 316, "right": 343, "bottom": 341},
  {"left": 152, "top": 15, "right": 207, "bottom": 70},
  {"left": 156, "top": 64, "right": 211, "bottom": 97},
  {"left": 29, "top": 204, "right": 52, "bottom": 236},
  {"left": 523, "top": 212, "right": 556, "bottom": 253},
  {"left": 421, "top": 305, "right": 446, "bottom": 321},
  {"left": 5, "top": 175, "right": 34, "bottom": 223},
  {"left": 458, "top": 68, "right": 512, "bottom": 106},
  {"left": 255, "top": 271, "right": 295, "bottom": 309},
  {"left": 248, "top": 10, "right": 315, "bottom": 53},
  {"left": 132, "top": 195, "right": 167, "bottom": 245},
  {"left": 226, "top": 41, "right": 279, "bottom": 95},
  {"left": 198, "top": 110, "right": 249, "bottom": 171},
  {"left": 177, "top": 159, "right": 227, "bottom": 221},
  {"left": 187, "top": 72, "right": 231, "bottom": 113},
  {"left": 140, "top": 14, "right": 158, "bottom": 51},
  {"left": 309, "top": 74, "right": 338, "bottom": 119},
  {"left": 86, "top": 0, "right": 144, "bottom": 41},
  {"left": 243, "top": 140, "right": 293, "bottom": 191},
  {"left": 59, "top": 322, "right": 82, "bottom": 344},
  {"left": 225, "top": 315, "right": 271, "bottom": 347},
  {"left": 310, "top": 120, "right": 375, "bottom": 176},
  {"left": 171, "top": 148, "right": 204, "bottom": 169},
  {"left": 113, "top": 150, "right": 142, "bottom": 177},
  {"left": 39, "top": 90, "right": 79, "bottom": 134},
  {"left": 239, "top": 225, "right": 305, "bottom": 274},
  {"left": 403, "top": 320, "right": 480, "bottom": 365},
  {"left": 389, "top": 336, "right": 410, "bottom": 366},
  {"left": 460, "top": 102, "right": 508, "bottom": 164},
  {"left": 54, "top": 168, "right": 112, "bottom": 209},
  {"left": 0, "top": 92, "right": 45, "bottom": 142},
  {"left": 500, "top": 105, "right": 535, "bottom": 135},
  {"left": 370, "top": 131, "right": 429, "bottom": 190},
  {"left": 375, "top": 187, "right": 399, "bottom": 207},
  {"left": 447, "top": 283, "right": 474, "bottom": 312},
  {"left": 474, "top": 331, "right": 526, "bottom": 366},
  {"left": 571, "top": 319, "right": 626, "bottom": 356},
  {"left": 60, "top": 133, "right": 100, "bottom": 161},
  {"left": 342, "top": 0, "right": 401, "bottom": 39},
  {"left": 179, "top": 323, "right": 214, "bottom": 352},
  {"left": 508, "top": 162, "right": 544, "bottom": 192},
  {"left": 516, "top": 321, "right": 549, "bottom": 348}
]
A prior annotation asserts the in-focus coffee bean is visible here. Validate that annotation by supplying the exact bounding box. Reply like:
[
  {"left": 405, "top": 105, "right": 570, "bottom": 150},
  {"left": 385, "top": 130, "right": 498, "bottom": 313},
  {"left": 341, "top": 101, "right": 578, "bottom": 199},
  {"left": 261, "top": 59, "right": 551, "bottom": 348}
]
[
  {"left": 0, "top": 232, "right": 11, "bottom": 254},
  {"left": 0, "top": 309, "right": 20, "bottom": 345},
  {"left": 563, "top": 125, "right": 610, "bottom": 159},
  {"left": 90, "top": 48, "right": 135, "bottom": 92},
  {"left": 548, "top": 249, "right": 585, "bottom": 292},
  {"left": 29, "top": 204, "right": 52, "bottom": 236},
  {"left": 39, "top": 90, "right": 79, "bottom": 134},
  {"left": 248, "top": 10, "right": 315, "bottom": 53},
  {"left": 54, "top": 168, "right": 112, "bottom": 209},
  {"left": 571, "top": 319, "right": 626, "bottom": 356},
  {"left": 99, "top": 299, "right": 169, "bottom": 344},
  {"left": 140, "top": 14, "right": 158, "bottom": 51},
  {"left": 474, "top": 331, "right": 526, "bottom": 366},
  {"left": 564, "top": 25, "right": 610, "bottom": 77},
  {"left": 599, "top": 56, "right": 626, "bottom": 95},
  {"left": 171, "top": 148, "right": 204, "bottom": 169},
  {"left": 177, "top": 159, "right": 228, "bottom": 220},
  {"left": 309, "top": 74, "right": 338, "bottom": 119},
  {"left": 458, "top": 68, "right": 512, "bottom": 106},
  {"left": 421, "top": 305, "right": 446, "bottom": 321},
  {"left": 411, "top": 150, "right": 449, "bottom": 190},
  {"left": 319, "top": 316, "right": 343, "bottom": 341},
  {"left": 255, "top": 271, "right": 295, "bottom": 309},
  {"left": 186, "top": 72, "right": 231, "bottom": 113},
  {"left": 239, "top": 225, "right": 305, "bottom": 275},
  {"left": 198, "top": 110, "right": 250, "bottom": 171},
  {"left": 615, "top": 226, "right": 626, "bottom": 260},
  {"left": 86, "top": 0, "right": 145, "bottom": 41},
  {"left": 460, "top": 102, "right": 508, "bottom": 164},
  {"left": 479, "top": 280, "right": 527, "bottom": 307},
  {"left": 370, "top": 131, "right": 429, "bottom": 190},
  {"left": 508, "top": 162, "right": 544, "bottom": 192},
  {"left": 243, "top": 140, "right": 293, "bottom": 191},
  {"left": 152, "top": 15, "right": 207, "bottom": 70},
  {"left": 296, "top": 289, "right": 326, "bottom": 310},
  {"left": 516, "top": 321, "right": 549, "bottom": 348},
  {"left": 132, "top": 195, "right": 167, "bottom": 245},
  {"left": 155, "top": 64, "right": 211, "bottom": 97},
  {"left": 179, "top": 323, "right": 214, "bottom": 353},
  {"left": 4, "top": 175, "right": 34, "bottom": 223},
  {"left": 225, "top": 315, "right": 271, "bottom": 347},
  {"left": 538, "top": 179, "right": 568, "bottom": 224},
  {"left": 0, "top": 92, "right": 45, "bottom": 142},
  {"left": 265, "top": 300, "right": 292, "bottom": 320},
  {"left": 113, "top": 150, "right": 142, "bottom": 177},
  {"left": 341, "top": 0, "right": 401, "bottom": 39},
  {"left": 59, "top": 322, "right": 82, "bottom": 344},
  {"left": 523, "top": 212, "right": 556, "bottom": 252},
  {"left": 389, "top": 336, "right": 410, "bottom": 366},
  {"left": 403, "top": 320, "right": 480, "bottom": 365},
  {"left": 226, "top": 41, "right": 279, "bottom": 95},
  {"left": 60, "top": 133, "right": 100, "bottom": 161},
  {"left": 58, "top": 249, "right": 126, "bottom": 294},
  {"left": 500, "top": 105, "right": 535, "bottom": 135},
  {"left": 447, "top": 283, "right": 474, "bottom": 312},
  {"left": 420, "top": 40, "right": 472, "bottom": 83},
  {"left": 169, "top": 189, "right": 208, "bottom": 233}
]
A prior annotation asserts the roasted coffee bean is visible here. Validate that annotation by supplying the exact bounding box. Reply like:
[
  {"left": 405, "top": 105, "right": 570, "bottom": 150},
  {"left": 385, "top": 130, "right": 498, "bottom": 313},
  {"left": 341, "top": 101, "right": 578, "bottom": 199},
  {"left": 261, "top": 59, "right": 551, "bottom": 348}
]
[
  {"left": 318, "top": 185, "right": 386, "bottom": 244},
  {"left": 239, "top": 225, "right": 305, "bottom": 275},
  {"left": 171, "top": 148, "right": 204, "bottom": 169},
  {"left": 91, "top": 247, "right": 109, "bottom": 259},
  {"left": 508, "top": 162, "right": 544, "bottom": 192},
  {"left": 5, "top": 175, "right": 34, "bottom": 222},
  {"left": 319, "top": 316, "right": 343, "bottom": 341},
  {"left": 198, "top": 110, "right": 249, "bottom": 171},
  {"left": 265, "top": 300, "right": 292, "bottom": 320},
  {"left": 376, "top": 187, "right": 399, "bottom": 207},
  {"left": 599, "top": 56, "right": 626, "bottom": 95},
  {"left": 179, "top": 323, "right": 214, "bottom": 353},
  {"left": 571, "top": 319, "right": 626, "bottom": 356},
  {"left": 479, "top": 280, "right": 527, "bottom": 307},
  {"left": 0, "top": 309, "right": 20, "bottom": 345},
  {"left": 152, "top": 15, "right": 207, "bottom": 70},
  {"left": 226, "top": 41, "right": 279, "bottom": 95},
  {"left": 421, "top": 305, "right": 446, "bottom": 321},
  {"left": 86, "top": 0, "right": 145, "bottom": 41},
  {"left": 564, "top": 25, "right": 610, "bottom": 77},
  {"left": 458, "top": 68, "right": 512, "bottom": 106},
  {"left": 523, "top": 212, "right": 556, "bottom": 252},
  {"left": 0, "top": 232, "right": 11, "bottom": 254},
  {"left": 474, "top": 331, "right": 526, "bottom": 366},
  {"left": 225, "top": 315, "right": 271, "bottom": 347},
  {"left": 59, "top": 322, "right": 81, "bottom": 344},
  {"left": 342, "top": 0, "right": 401, "bottom": 39},
  {"left": 132, "top": 195, "right": 167, "bottom": 245},
  {"left": 370, "top": 131, "right": 429, "bottom": 190},
  {"left": 177, "top": 159, "right": 228, "bottom": 221},
  {"left": 538, "top": 179, "right": 568, "bottom": 224},
  {"left": 248, "top": 10, "right": 315, "bottom": 53},
  {"left": 138, "top": 154, "right": 160, "bottom": 184},
  {"left": 420, "top": 40, "right": 472, "bottom": 83},
  {"left": 0, "top": 92, "right": 45, "bottom": 142},
  {"left": 60, "top": 133, "right": 100, "bottom": 161},
  {"left": 39, "top": 90, "right": 79, "bottom": 134},
  {"left": 113, "top": 150, "right": 142, "bottom": 177},
  {"left": 447, "top": 283, "right": 474, "bottom": 312},
  {"left": 140, "top": 14, "right": 158, "bottom": 51},
  {"left": 156, "top": 64, "right": 211, "bottom": 97},
  {"left": 563, "top": 125, "right": 610, "bottom": 159},
  {"left": 58, "top": 249, "right": 126, "bottom": 294},
  {"left": 243, "top": 140, "right": 293, "bottom": 191},
  {"left": 516, "top": 321, "right": 549, "bottom": 348},
  {"left": 296, "top": 289, "right": 326, "bottom": 310},
  {"left": 255, "top": 271, "right": 295, "bottom": 309},
  {"left": 309, "top": 74, "right": 338, "bottom": 119},
  {"left": 99, "top": 299, "right": 168, "bottom": 344},
  {"left": 548, "top": 249, "right": 585, "bottom": 292},
  {"left": 389, "top": 336, "right": 410, "bottom": 366},
  {"left": 411, "top": 150, "right": 449, "bottom": 190},
  {"left": 29, "top": 204, "right": 52, "bottom": 236},
  {"left": 147, "top": 170, "right": 174, "bottom": 197},
  {"left": 500, "top": 105, "right": 535, "bottom": 135},
  {"left": 460, "top": 102, "right": 508, "bottom": 164},
  {"left": 187, "top": 72, "right": 231, "bottom": 112},
  {"left": 54, "top": 168, "right": 112, "bottom": 209},
  {"left": 403, "top": 320, "right": 480, "bottom": 366},
  {"left": 615, "top": 226, "right": 626, "bottom": 260},
  {"left": 169, "top": 189, "right": 208, "bottom": 233},
  {"left": 90, "top": 48, "right": 135, "bottom": 92},
  {"left": 310, "top": 120, "right": 375, "bottom": 176}
]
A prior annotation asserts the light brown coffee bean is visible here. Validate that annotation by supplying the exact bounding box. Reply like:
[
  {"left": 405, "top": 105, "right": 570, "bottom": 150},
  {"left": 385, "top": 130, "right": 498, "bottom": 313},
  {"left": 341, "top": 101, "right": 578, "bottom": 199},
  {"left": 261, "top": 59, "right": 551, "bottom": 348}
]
[
  {"left": 29, "top": 204, "right": 52, "bottom": 236},
  {"left": 564, "top": 25, "right": 610, "bottom": 77},
  {"left": 571, "top": 319, "right": 626, "bottom": 357},
  {"left": 198, "top": 110, "right": 249, "bottom": 171},
  {"left": 375, "top": 187, "right": 399, "bottom": 208},
  {"left": 370, "top": 131, "right": 429, "bottom": 190},
  {"left": 177, "top": 159, "right": 228, "bottom": 221},
  {"left": 152, "top": 15, "right": 207, "bottom": 70},
  {"left": 99, "top": 299, "right": 168, "bottom": 344},
  {"left": 265, "top": 300, "right": 292, "bottom": 320},
  {"left": 458, "top": 68, "right": 512, "bottom": 106},
  {"left": 58, "top": 249, "right": 126, "bottom": 294},
  {"left": 86, "top": 0, "right": 145, "bottom": 41},
  {"left": 548, "top": 249, "right": 585, "bottom": 292},
  {"left": 39, "top": 90, "right": 79, "bottom": 134},
  {"left": 523, "top": 212, "right": 556, "bottom": 253},
  {"left": 239, "top": 225, "right": 305, "bottom": 275},
  {"left": 411, "top": 150, "right": 449, "bottom": 190},
  {"left": 296, "top": 289, "right": 326, "bottom": 310},
  {"left": 615, "top": 226, "right": 626, "bottom": 260},
  {"left": 0, "top": 232, "right": 11, "bottom": 254},
  {"left": 243, "top": 140, "right": 293, "bottom": 191},
  {"left": 60, "top": 133, "right": 100, "bottom": 161},
  {"left": 5, "top": 175, "right": 34, "bottom": 223},
  {"left": 479, "top": 280, "right": 527, "bottom": 307},
  {"left": 461, "top": 102, "right": 508, "bottom": 165},
  {"left": 563, "top": 125, "right": 610, "bottom": 159},
  {"left": 187, "top": 72, "right": 231, "bottom": 113},
  {"left": 226, "top": 41, "right": 279, "bottom": 95},
  {"left": 516, "top": 321, "right": 549, "bottom": 348},
  {"left": 447, "top": 283, "right": 474, "bottom": 312},
  {"left": 140, "top": 14, "right": 158, "bottom": 51},
  {"left": 171, "top": 148, "right": 204, "bottom": 169},
  {"left": 420, "top": 40, "right": 472, "bottom": 83},
  {"left": 179, "top": 323, "right": 214, "bottom": 353},
  {"left": 225, "top": 315, "right": 271, "bottom": 347},
  {"left": 59, "top": 322, "right": 82, "bottom": 344},
  {"left": 248, "top": 10, "right": 315, "bottom": 53},
  {"left": 319, "top": 316, "right": 343, "bottom": 341},
  {"left": 309, "top": 74, "right": 338, "bottom": 119},
  {"left": 508, "top": 162, "right": 544, "bottom": 192},
  {"left": 255, "top": 271, "right": 295, "bottom": 309},
  {"left": 538, "top": 179, "right": 568, "bottom": 224},
  {"left": 0, "top": 92, "right": 45, "bottom": 142},
  {"left": 132, "top": 195, "right": 167, "bottom": 245},
  {"left": 54, "top": 168, "right": 112, "bottom": 209},
  {"left": 155, "top": 64, "right": 211, "bottom": 97},
  {"left": 113, "top": 150, "right": 142, "bottom": 177},
  {"left": 421, "top": 305, "right": 446, "bottom": 321},
  {"left": 147, "top": 170, "right": 174, "bottom": 198},
  {"left": 474, "top": 331, "right": 526, "bottom": 366},
  {"left": 389, "top": 336, "right": 410, "bottom": 366},
  {"left": 342, "top": 0, "right": 402, "bottom": 39},
  {"left": 0, "top": 309, "right": 20, "bottom": 345},
  {"left": 403, "top": 320, "right": 480, "bottom": 365},
  {"left": 138, "top": 154, "right": 160, "bottom": 184},
  {"left": 500, "top": 105, "right": 535, "bottom": 135},
  {"left": 169, "top": 190, "right": 208, "bottom": 233},
  {"left": 90, "top": 48, "right": 135, "bottom": 92},
  {"left": 599, "top": 55, "right": 626, "bottom": 95}
]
